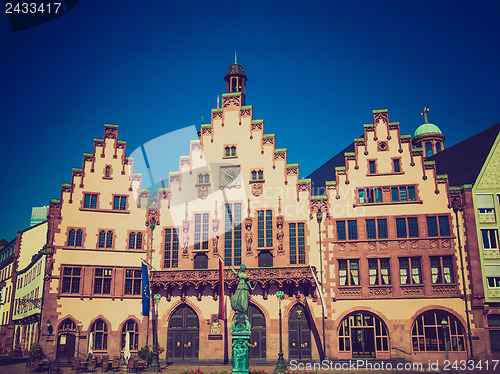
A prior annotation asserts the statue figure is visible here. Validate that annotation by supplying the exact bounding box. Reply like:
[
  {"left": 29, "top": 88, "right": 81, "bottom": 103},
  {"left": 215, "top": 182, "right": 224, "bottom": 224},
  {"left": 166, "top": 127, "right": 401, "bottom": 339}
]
[
  {"left": 232, "top": 339, "right": 250, "bottom": 371},
  {"left": 230, "top": 264, "right": 255, "bottom": 314}
]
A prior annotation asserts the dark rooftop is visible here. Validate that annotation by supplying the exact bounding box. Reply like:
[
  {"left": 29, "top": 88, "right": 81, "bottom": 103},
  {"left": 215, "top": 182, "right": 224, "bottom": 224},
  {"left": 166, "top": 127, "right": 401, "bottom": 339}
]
[
  {"left": 428, "top": 122, "right": 500, "bottom": 187},
  {"left": 307, "top": 142, "right": 355, "bottom": 194}
]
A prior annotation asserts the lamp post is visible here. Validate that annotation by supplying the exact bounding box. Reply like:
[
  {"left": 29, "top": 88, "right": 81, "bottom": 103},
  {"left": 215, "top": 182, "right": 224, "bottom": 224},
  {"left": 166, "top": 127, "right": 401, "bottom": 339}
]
[
  {"left": 441, "top": 318, "right": 449, "bottom": 361},
  {"left": 274, "top": 291, "right": 287, "bottom": 374},
  {"left": 146, "top": 214, "right": 157, "bottom": 347},
  {"left": 149, "top": 293, "right": 161, "bottom": 372},
  {"left": 76, "top": 322, "right": 83, "bottom": 360},
  {"left": 452, "top": 200, "right": 474, "bottom": 359},
  {"left": 316, "top": 210, "right": 326, "bottom": 360}
]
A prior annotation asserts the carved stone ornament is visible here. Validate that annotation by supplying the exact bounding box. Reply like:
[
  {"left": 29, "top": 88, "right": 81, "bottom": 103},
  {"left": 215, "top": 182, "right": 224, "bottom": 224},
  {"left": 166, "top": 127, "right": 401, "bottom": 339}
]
[
  {"left": 251, "top": 183, "right": 263, "bottom": 197},
  {"left": 276, "top": 216, "right": 284, "bottom": 254},
  {"left": 244, "top": 217, "right": 253, "bottom": 253},
  {"left": 198, "top": 186, "right": 209, "bottom": 200}
]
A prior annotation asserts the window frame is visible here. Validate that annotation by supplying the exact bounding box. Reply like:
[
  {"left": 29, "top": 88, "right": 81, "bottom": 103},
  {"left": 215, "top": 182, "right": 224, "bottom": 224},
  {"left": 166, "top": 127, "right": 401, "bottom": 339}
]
[
  {"left": 338, "top": 259, "right": 360, "bottom": 287},
  {"left": 289, "top": 222, "right": 306, "bottom": 265},
  {"left": 368, "top": 258, "right": 391, "bottom": 286},
  {"left": 112, "top": 195, "right": 128, "bottom": 211},
  {"left": 430, "top": 256, "right": 455, "bottom": 285},
  {"left": 124, "top": 269, "right": 142, "bottom": 295},
  {"left": 83, "top": 193, "right": 98, "bottom": 209},
  {"left": 224, "top": 203, "right": 242, "bottom": 266},
  {"left": 93, "top": 268, "right": 113, "bottom": 295},
  {"left": 399, "top": 257, "right": 422, "bottom": 285},
  {"left": 163, "top": 227, "right": 179, "bottom": 269},
  {"left": 257, "top": 209, "right": 273, "bottom": 248},
  {"left": 61, "top": 266, "right": 82, "bottom": 295},
  {"left": 481, "top": 229, "right": 499, "bottom": 250}
]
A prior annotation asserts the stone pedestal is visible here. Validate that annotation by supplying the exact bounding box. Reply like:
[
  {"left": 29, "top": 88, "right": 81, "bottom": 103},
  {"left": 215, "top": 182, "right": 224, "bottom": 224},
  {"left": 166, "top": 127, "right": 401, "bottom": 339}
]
[{"left": 231, "top": 312, "right": 251, "bottom": 374}]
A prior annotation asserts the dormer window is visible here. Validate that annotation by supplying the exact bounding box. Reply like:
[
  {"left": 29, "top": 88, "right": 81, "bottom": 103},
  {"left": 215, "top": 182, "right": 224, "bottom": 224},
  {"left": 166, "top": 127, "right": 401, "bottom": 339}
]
[{"left": 223, "top": 145, "right": 237, "bottom": 158}]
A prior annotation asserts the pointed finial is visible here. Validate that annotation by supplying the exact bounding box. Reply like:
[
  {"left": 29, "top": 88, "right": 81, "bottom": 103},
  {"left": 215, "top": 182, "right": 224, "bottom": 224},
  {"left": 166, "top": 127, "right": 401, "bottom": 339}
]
[
  {"left": 421, "top": 107, "right": 430, "bottom": 123},
  {"left": 235, "top": 51, "right": 237, "bottom": 64},
  {"left": 184, "top": 202, "right": 188, "bottom": 220},
  {"left": 214, "top": 200, "right": 218, "bottom": 219},
  {"left": 201, "top": 115, "right": 204, "bottom": 125},
  {"left": 278, "top": 196, "right": 282, "bottom": 215},
  {"left": 247, "top": 198, "right": 251, "bottom": 218}
]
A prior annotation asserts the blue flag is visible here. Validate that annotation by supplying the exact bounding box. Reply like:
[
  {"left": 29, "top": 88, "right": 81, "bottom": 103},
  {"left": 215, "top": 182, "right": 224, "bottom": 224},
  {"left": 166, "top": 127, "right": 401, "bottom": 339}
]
[{"left": 141, "top": 263, "right": 150, "bottom": 316}]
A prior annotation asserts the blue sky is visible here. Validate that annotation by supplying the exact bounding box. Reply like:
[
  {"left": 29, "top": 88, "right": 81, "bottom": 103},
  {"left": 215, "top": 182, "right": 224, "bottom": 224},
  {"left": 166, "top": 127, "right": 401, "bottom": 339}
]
[{"left": 1, "top": 0, "right": 499, "bottom": 240}]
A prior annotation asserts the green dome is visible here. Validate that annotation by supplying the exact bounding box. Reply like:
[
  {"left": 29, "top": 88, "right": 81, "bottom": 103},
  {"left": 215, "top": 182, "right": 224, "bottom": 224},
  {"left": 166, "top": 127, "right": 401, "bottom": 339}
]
[{"left": 414, "top": 123, "right": 443, "bottom": 138}]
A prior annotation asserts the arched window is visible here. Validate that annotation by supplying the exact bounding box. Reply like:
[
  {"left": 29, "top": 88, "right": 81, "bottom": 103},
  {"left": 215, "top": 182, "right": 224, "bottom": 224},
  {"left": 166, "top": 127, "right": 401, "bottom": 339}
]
[
  {"left": 198, "top": 174, "right": 204, "bottom": 184},
  {"left": 225, "top": 147, "right": 231, "bottom": 157},
  {"left": 129, "top": 232, "right": 136, "bottom": 249},
  {"left": 338, "top": 311, "right": 389, "bottom": 357},
  {"left": 412, "top": 310, "right": 465, "bottom": 352},
  {"left": 258, "top": 170, "right": 263, "bottom": 180},
  {"left": 425, "top": 142, "right": 433, "bottom": 157},
  {"left": 59, "top": 319, "right": 76, "bottom": 331},
  {"left": 105, "top": 166, "right": 111, "bottom": 178},
  {"left": 251, "top": 171, "right": 257, "bottom": 180},
  {"left": 436, "top": 142, "right": 442, "bottom": 153},
  {"left": 231, "top": 146, "right": 236, "bottom": 157},
  {"left": 68, "top": 229, "right": 75, "bottom": 247},
  {"left": 121, "top": 320, "right": 139, "bottom": 351},
  {"left": 91, "top": 319, "right": 108, "bottom": 351},
  {"left": 75, "top": 230, "right": 83, "bottom": 247},
  {"left": 204, "top": 174, "right": 209, "bottom": 184}
]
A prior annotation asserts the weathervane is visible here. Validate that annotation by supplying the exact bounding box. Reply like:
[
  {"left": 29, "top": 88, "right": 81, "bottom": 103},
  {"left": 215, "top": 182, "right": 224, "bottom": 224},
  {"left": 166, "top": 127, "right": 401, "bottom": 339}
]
[{"left": 421, "top": 107, "right": 430, "bottom": 123}]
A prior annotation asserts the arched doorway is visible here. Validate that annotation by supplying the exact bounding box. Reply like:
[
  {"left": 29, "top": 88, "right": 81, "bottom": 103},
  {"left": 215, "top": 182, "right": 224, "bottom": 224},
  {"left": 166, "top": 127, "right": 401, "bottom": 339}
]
[
  {"left": 167, "top": 305, "right": 199, "bottom": 360},
  {"left": 338, "top": 311, "right": 389, "bottom": 358},
  {"left": 288, "top": 303, "right": 312, "bottom": 360},
  {"left": 249, "top": 304, "right": 266, "bottom": 360},
  {"left": 56, "top": 319, "right": 76, "bottom": 362}
]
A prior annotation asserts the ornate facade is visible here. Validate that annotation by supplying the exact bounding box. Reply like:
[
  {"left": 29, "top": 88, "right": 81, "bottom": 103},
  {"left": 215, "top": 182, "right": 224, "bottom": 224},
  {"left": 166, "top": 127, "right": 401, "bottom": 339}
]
[{"left": 32, "top": 62, "right": 494, "bottom": 363}]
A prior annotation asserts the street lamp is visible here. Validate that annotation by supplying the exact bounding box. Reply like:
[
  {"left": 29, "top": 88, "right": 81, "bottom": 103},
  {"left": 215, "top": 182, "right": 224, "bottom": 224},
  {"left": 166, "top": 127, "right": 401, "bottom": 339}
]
[
  {"left": 441, "top": 318, "right": 449, "bottom": 361},
  {"left": 146, "top": 213, "right": 158, "bottom": 347},
  {"left": 76, "top": 322, "right": 83, "bottom": 360},
  {"left": 46, "top": 319, "right": 53, "bottom": 336},
  {"left": 274, "top": 291, "right": 287, "bottom": 374},
  {"left": 316, "top": 210, "right": 326, "bottom": 360},
  {"left": 149, "top": 293, "right": 161, "bottom": 372}
]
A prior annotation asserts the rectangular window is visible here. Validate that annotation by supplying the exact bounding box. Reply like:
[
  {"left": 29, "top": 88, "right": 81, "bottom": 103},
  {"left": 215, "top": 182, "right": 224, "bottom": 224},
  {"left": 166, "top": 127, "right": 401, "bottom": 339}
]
[
  {"left": 366, "top": 219, "right": 376, "bottom": 239},
  {"left": 482, "top": 229, "right": 499, "bottom": 249},
  {"left": 128, "top": 232, "right": 143, "bottom": 250},
  {"left": 408, "top": 217, "right": 419, "bottom": 237},
  {"left": 337, "top": 221, "right": 346, "bottom": 241},
  {"left": 393, "top": 159, "right": 401, "bottom": 173},
  {"left": 347, "top": 220, "right": 358, "bottom": 240},
  {"left": 113, "top": 196, "right": 127, "bottom": 210},
  {"left": 225, "top": 203, "right": 242, "bottom": 266},
  {"left": 368, "top": 258, "right": 391, "bottom": 286},
  {"left": 67, "top": 229, "right": 83, "bottom": 247},
  {"left": 487, "top": 277, "right": 500, "bottom": 288},
  {"left": 358, "top": 188, "right": 383, "bottom": 204},
  {"left": 377, "top": 219, "right": 388, "bottom": 239},
  {"left": 391, "top": 186, "right": 416, "bottom": 202},
  {"left": 84, "top": 194, "right": 97, "bottom": 209},
  {"left": 94, "top": 268, "right": 112, "bottom": 294},
  {"left": 338, "top": 259, "right": 359, "bottom": 286},
  {"left": 430, "top": 256, "right": 455, "bottom": 284},
  {"left": 194, "top": 213, "right": 210, "bottom": 250},
  {"left": 368, "top": 160, "right": 376, "bottom": 174},
  {"left": 124, "top": 269, "right": 141, "bottom": 295},
  {"left": 61, "top": 267, "right": 81, "bottom": 294},
  {"left": 366, "top": 219, "right": 388, "bottom": 239},
  {"left": 426, "top": 217, "right": 439, "bottom": 237},
  {"left": 164, "top": 228, "right": 179, "bottom": 268},
  {"left": 438, "top": 216, "right": 450, "bottom": 236},
  {"left": 257, "top": 210, "right": 273, "bottom": 248},
  {"left": 399, "top": 257, "right": 422, "bottom": 285},
  {"left": 396, "top": 218, "right": 407, "bottom": 238},
  {"left": 289, "top": 223, "right": 306, "bottom": 265},
  {"left": 427, "top": 216, "right": 450, "bottom": 237}
]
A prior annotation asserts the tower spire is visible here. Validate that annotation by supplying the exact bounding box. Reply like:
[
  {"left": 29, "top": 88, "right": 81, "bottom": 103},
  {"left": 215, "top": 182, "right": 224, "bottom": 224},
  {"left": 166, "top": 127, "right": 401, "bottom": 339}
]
[{"left": 234, "top": 51, "right": 237, "bottom": 64}]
